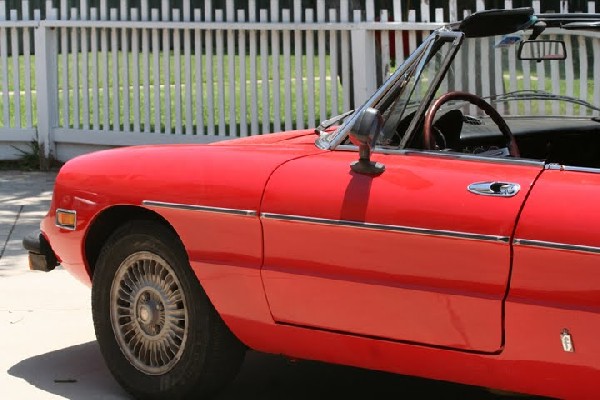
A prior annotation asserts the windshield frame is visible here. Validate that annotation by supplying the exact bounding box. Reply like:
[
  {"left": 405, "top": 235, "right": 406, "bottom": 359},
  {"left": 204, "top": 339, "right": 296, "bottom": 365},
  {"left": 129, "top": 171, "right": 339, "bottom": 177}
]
[
  {"left": 315, "top": 29, "right": 464, "bottom": 151},
  {"left": 315, "top": 31, "right": 437, "bottom": 150}
]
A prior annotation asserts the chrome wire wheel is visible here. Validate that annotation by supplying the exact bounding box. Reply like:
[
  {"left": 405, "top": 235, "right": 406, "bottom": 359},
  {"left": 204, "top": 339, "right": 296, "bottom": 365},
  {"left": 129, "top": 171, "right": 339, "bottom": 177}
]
[{"left": 109, "top": 251, "right": 188, "bottom": 375}]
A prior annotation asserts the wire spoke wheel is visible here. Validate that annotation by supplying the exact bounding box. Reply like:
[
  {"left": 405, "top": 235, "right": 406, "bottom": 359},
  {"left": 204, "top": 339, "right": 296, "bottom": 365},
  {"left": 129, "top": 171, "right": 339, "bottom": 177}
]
[
  {"left": 110, "top": 251, "right": 188, "bottom": 375},
  {"left": 93, "top": 221, "right": 245, "bottom": 398}
]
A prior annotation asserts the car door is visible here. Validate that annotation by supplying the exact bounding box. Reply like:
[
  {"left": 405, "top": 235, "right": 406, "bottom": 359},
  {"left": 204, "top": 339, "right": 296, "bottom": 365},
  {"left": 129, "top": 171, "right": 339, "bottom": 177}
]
[{"left": 260, "top": 150, "right": 543, "bottom": 352}]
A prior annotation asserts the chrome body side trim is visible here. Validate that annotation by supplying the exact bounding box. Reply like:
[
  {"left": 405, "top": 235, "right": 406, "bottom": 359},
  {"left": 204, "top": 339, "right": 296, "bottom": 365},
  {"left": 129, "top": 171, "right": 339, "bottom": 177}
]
[
  {"left": 545, "top": 163, "right": 600, "bottom": 174},
  {"left": 399, "top": 150, "right": 544, "bottom": 166},
  {"left": 513, "top": 238, "right": 600, "bottom": 254},
  {"left": 335, "top": 144, "right": 545, "bottom": 167},
  {"left": 261, "top": 212, "right": 510, "bottom": 243},
  {"left": 142, "top": 200, "right": 258, "bottom": 217}
]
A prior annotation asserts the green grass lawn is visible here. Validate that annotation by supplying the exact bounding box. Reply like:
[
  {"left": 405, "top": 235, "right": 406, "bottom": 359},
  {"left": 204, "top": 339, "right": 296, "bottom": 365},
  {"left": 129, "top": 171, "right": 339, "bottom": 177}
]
[
  {"left": 1, "top": 50, "right": 598, "bottom": 132},
  {"left": 1, "top": 51, "right": 347, "bottom": 133}
]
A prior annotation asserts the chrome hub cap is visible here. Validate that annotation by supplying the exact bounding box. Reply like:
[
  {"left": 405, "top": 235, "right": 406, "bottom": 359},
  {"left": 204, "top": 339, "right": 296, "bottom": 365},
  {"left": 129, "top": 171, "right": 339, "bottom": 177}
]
[
  {"left": 110, "top": 251, "right": 188, "bottom": 375},
  {"left": 135, "top": 290, "right": 165, "bottom": 335}
]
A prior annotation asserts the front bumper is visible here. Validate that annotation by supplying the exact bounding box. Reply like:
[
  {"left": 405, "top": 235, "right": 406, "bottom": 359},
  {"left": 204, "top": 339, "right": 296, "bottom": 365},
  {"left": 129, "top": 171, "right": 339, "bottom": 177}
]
[{"left": 22, "top": 232, "right": 58, "bottom": 272}]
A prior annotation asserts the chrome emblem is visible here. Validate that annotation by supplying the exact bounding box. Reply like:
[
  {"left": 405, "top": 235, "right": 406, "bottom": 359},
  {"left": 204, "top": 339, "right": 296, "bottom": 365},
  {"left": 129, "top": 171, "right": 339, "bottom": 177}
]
[{"left": 561, "top": 329, "right": 574, "bottom": 352}]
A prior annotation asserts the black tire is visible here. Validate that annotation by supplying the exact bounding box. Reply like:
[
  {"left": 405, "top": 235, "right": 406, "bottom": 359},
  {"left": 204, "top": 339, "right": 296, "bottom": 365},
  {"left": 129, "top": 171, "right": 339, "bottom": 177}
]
[{"left": 91, "top": 220, "right": 246, "bottom": 399}]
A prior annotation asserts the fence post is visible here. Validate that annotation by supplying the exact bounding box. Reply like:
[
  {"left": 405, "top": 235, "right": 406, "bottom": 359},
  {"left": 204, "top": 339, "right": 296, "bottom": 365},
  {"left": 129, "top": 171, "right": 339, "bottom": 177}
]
[
  {"left": 350, "top": 11, "right": 377, "bottom": 107},
  {"left": 34, "top": 20, "right": 59, "bottom": 166}
]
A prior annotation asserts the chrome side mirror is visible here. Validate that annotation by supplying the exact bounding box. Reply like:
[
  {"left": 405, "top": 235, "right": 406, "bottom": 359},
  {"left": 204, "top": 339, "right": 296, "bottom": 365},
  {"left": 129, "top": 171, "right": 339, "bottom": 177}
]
[
  {"left": 518, "top": 40, "right": 567, "bottom": 61},
  {"left": 348, "top": 108, "right": 385, "bottom": 176}
]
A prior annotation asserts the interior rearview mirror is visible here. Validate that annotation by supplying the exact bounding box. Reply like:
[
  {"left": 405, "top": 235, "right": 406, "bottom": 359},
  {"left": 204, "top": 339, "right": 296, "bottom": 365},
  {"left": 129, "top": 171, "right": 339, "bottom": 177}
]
[
  {"left": 348, "top": 108, "right": 385, "bottom": 176},
  {"left": 518, "top": 39, "right": 567, "bottom": 61}
]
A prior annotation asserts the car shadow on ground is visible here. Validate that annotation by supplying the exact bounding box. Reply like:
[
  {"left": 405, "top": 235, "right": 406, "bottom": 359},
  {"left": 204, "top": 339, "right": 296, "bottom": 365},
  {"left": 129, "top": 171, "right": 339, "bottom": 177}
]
[
  {"left": 218, "top": 351, "right": 537, "bottom": 400},
  {"left": 8, "top": 341, "right": 128, "bottom": 399},
  {"left": 8, "top": 341, "right": 546, "bottom": 400}
]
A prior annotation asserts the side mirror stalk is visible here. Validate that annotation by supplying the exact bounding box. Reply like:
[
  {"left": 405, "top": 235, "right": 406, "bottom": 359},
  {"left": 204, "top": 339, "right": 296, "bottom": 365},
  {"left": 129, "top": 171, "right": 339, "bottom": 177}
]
[{"left": 351, "top": 144, "right": 385, "bottom": 175}]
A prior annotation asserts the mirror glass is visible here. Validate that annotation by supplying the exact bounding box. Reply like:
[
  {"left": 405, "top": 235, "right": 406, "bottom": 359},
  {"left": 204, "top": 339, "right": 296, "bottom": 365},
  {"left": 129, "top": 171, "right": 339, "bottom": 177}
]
[{"left": 518, "top": 40, "right": 567, "bottom": 61}]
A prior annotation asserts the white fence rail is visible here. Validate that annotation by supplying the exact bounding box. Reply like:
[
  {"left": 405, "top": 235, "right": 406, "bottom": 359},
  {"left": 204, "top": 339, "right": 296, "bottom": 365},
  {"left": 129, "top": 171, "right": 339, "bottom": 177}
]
[{"left": 0, "top": 0, "right": 599, "bottom": 162}]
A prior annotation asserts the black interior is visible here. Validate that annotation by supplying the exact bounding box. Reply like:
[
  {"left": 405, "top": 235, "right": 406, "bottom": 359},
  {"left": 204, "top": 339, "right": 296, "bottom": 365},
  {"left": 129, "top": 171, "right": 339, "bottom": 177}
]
[
  {"left": 348, "top": 109, "right": 600, "bottom": 169},
  {"left": 449, "top": 115, "right": 600, "bottom": 168}
]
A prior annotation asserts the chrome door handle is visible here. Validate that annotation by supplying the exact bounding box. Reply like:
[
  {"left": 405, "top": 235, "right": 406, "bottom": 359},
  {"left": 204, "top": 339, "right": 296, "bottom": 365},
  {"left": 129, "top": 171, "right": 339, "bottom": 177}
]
[{"left": 467, "top": 181, "right": 521, "bottom": 197}]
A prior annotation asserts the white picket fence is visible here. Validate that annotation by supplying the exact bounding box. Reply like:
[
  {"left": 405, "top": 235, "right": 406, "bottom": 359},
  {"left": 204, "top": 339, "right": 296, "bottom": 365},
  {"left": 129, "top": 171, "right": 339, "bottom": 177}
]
[{"left": 0, "top": 0, "right": 599, "bottom": 161}]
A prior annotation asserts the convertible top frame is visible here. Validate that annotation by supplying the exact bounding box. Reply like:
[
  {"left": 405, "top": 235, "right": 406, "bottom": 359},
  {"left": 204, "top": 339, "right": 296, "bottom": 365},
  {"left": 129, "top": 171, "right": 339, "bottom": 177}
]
[{"left": 449, "top": 8, "right": 600, "bottom": 37}]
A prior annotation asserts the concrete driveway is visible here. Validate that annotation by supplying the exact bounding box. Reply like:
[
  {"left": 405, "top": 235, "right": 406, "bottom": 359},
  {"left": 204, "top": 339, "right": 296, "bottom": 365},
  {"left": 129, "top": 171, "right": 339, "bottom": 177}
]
[{"left": 0, "top": 171, "right": 541, "bottom": 400}]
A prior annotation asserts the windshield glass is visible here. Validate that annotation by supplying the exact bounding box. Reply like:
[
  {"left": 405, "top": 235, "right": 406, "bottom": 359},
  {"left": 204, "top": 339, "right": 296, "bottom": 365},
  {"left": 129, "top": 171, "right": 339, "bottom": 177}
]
[
  {"left": 320, "top": 25, "right": 600, "bottom": 154},
  {"left": 379, "top": 37, "right": 458, "bottom": 146},
  {"left": 433, "top": 33, "right": 600, "bottom": 118},
  {"left": 321, "top": 31, "right": 462, "bottom": 149}
]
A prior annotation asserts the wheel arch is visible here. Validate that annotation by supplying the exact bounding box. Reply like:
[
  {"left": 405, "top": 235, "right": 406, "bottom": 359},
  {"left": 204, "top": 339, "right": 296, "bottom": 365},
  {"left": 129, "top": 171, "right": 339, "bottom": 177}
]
[{"left": 84, "top": 205, "right": 180, "bottom": 277}]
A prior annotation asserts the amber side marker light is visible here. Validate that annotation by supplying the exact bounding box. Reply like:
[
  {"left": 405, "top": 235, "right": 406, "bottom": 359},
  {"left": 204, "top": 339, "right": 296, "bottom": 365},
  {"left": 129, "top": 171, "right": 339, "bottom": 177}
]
[{"left": 56, "top": 209, "right": 77, "bottom": 230}]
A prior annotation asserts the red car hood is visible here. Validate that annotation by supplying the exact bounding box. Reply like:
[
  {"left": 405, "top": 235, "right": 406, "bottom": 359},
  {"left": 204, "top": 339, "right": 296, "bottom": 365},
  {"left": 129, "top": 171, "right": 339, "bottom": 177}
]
[{"left": 53, "top": 129, "right": 326, "bottom": 214}]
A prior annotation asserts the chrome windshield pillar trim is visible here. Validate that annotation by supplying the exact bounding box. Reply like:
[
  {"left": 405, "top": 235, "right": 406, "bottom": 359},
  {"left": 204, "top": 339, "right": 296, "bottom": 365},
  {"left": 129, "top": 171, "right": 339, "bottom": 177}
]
[
  {"left": 315, "top": 137, "right": 330, "bottom": 150},
  {"left": 514, "top": 238, "right": 600, "bottom": 254},
  {"left": 316, "top": 30, "right": 440, "bottom": 151},
  {"left": 261, "top": 212, "right": 509, "bottom": 243},
  {"left": 143, "top": 200, "right": 258, "bottom": 217},
  {"left": 398, "top": 31, "right": 465, "bottom": 149}
]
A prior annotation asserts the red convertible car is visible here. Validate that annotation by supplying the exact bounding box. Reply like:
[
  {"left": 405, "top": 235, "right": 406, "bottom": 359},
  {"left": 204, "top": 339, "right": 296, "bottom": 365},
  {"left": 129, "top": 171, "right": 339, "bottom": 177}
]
[{"left": 24, "top": 8, "right": 600, "bottom": 399}]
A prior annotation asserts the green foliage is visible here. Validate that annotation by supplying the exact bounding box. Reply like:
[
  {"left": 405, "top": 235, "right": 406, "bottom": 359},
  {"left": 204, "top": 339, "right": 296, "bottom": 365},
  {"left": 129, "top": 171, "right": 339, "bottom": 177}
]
[
  {"left": 2, "top": 136, "right": 60, "bottom": 171},
  {"left": 8, "top": 137, "right": 43, "bottom": 170}
]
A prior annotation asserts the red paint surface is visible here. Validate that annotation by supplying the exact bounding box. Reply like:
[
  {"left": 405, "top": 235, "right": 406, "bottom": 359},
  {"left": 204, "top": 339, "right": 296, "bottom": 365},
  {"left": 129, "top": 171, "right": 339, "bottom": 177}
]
[
  {"left": 261, "top": 151, "right": 541, "bottom": 352},
  {"left": 39, "top": 131, "right": 600, "bottom": 399}
]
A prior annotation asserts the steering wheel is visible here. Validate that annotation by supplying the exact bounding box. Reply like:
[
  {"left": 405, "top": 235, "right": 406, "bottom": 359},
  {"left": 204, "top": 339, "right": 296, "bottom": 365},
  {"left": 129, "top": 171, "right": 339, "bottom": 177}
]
[{"left": 423, "top": 91, "right": 520, "bottom": 157}]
